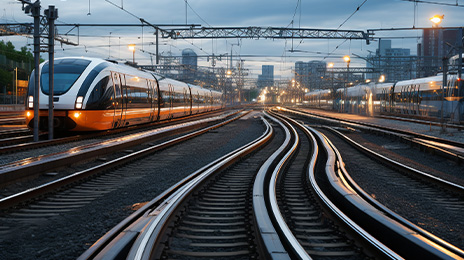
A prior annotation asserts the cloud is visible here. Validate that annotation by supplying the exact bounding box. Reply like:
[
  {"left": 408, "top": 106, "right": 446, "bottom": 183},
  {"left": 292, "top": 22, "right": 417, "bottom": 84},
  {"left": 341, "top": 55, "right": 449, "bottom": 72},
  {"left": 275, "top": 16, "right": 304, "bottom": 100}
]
[{"left": 2, "top": 0, "right": 462, "bottom": 79}]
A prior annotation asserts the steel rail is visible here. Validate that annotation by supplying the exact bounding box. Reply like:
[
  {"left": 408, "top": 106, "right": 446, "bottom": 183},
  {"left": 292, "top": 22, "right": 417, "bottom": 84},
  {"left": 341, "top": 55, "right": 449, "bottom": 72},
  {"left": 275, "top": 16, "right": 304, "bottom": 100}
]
[
  {"left": 265, "top": 112, "right": 313, "bottom": 259},
  {"left": 325, "top": 126, "right": 464, "bottom": 196},
  {"left": 326, "top": 127, "right": 464, "bottom": 259},
  {"left": 272, "top": 112, "right": 402, "bottom": 259},
  {"left": 0, "top": 112, "right": 247, "bottom": 210},
  {"left": 309, "top": 126, "right": 463, "bottom": 259},
  {"left": 251, "top": 111, "right": 306, "bottom": 259},
  {"left": 0, "top": 109, "right": 236, "bottom": 155},
  {"left": 125, "top": 116, "right": 273, "bottom": 260},
  {"left": 279, "top": 107, "right": 464, "bottom": 163},
  {"left": 305, "top": 125, "right": 405, "bottom": 259},
  {"left": 281, "top": 107, "right": 464, "bottom": 149},
  {"left": 0, "top": 111, "right": 238, "bottom": 186},
  {"left": 78, "top": 114, "right": 272, "bottom": 260}
]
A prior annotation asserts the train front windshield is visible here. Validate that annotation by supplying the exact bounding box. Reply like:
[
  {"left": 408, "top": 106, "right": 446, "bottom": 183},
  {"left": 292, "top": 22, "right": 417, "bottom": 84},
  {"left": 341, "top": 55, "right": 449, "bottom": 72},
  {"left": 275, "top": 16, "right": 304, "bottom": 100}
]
[{"left": 40, "top": 59, "right": 91, "bottom": 95}]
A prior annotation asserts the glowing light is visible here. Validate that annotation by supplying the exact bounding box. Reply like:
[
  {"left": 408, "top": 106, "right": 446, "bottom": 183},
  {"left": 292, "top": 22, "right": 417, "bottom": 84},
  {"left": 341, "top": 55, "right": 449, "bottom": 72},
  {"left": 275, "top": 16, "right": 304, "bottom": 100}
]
[
  {"left": 75, "top": 96, "right": 84, "bottom": 109},
  {"left": 26, "top": 111, "right": 31, "bottom": 118},
  {"left": 328, "top": 63, "right": 334, "bottom": 68},
  {"left": 430, "top": 15, "right": 444, "bottom": 25},
  {"left": 343, "top": 55, "right": 350, "bottom": 63},
  {"left": 379, "top": 75, "right": 385, "bottom": 83},
  {"left": 73, "top": 112, "right": 81, "bottom": 118},
  {"left": 28, "top": 96, "right": 33, "bottom": 109},
  {"left": 128, "top": 44, "right": 136, "bottom": 52}
]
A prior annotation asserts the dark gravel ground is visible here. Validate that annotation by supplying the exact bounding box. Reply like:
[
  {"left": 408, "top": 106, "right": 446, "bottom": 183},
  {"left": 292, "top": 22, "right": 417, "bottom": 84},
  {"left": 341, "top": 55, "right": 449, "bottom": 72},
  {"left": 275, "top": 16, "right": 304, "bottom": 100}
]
[
  {"left": 0, "top": 112, "right": 233, "bottom": 199},
  {"left": 319, "top": 127, "right": 464, "bottom": 250},
  {"left": 0, "top": 111, "right": 266, "bottom": 260}
]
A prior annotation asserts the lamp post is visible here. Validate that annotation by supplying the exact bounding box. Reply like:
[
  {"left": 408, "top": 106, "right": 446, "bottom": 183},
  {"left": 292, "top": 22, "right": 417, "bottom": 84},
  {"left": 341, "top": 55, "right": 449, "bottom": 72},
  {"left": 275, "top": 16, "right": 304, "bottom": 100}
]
[
  {"left": 430, "top": 15, "right": 444, "bottom": 27},
  {"left": 343, "top": 55, "right": 350, "bottom": 113},
  {"left": 430, "top": 15, "right": 446, "bottom": 131},
  {"left": 128, "top": 44, "right": 136, "bottom": 64},
  {"left": 14, "top": 67, "right": 18, "bottom": 104},
  {"left": 328, "top": 63, "right": 334, "bottom": 109},
  {"left": 379, "top": 75, "right": 385, "bottom": 83}
]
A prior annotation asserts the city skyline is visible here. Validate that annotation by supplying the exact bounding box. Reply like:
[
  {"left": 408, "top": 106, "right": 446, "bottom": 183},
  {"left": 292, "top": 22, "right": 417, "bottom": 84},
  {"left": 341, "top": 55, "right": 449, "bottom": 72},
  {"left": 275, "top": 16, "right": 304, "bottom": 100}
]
[{"left": 1, "top": 0, "right": 463, "bottom": 81}]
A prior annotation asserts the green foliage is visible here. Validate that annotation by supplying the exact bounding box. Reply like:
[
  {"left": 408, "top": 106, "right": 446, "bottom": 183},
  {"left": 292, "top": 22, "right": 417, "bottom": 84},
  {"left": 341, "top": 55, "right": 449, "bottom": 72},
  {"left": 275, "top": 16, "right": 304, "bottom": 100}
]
[
  {"left": 0, "top": 40, "right": 34, "bottom": 63},
  {"left": 0, "top": 68, "right": 13, "bottom": 88}
]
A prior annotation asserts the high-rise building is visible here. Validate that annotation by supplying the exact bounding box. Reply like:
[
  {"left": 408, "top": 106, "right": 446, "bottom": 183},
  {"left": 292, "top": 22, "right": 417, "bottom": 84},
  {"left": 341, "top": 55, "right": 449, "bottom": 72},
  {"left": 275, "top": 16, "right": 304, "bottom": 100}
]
[
  {"left": 418, "top": 28, "right": 461, "bottom": 77},
  {"left": 181, "top": 48, "right": 197, "bottom": 83},
  {"left": 294, "top": 61, "right": 326, "bottom": 91},
  {"left": 366, "top": 39, "right": 415, "bottom": 82},
  {"left": 257, "top": 65, "right": 274, "bottom": 88}
]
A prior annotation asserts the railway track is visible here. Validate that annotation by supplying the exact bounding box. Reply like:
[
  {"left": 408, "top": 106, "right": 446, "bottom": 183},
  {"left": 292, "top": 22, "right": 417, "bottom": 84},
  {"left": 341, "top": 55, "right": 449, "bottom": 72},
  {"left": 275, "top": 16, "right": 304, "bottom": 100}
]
[
  {"left": 4, "top": 109, "right": 463, "bottom": 259},
  {"left": 0, "top": 111, "right": 266, "bottom": 259},
  {"left": 319, "top": 126, "right": 464, "bottom": 253},
  {"left": 0, "top": 110, "right": 246, "bottom": 207},
  {"left": 80, "top": 111, "right": 424, "bottom": 259},
  {"left": 273, "top": 109, "right": 464, "bottom": 258},
  {"left": 281, "top": 107, "right": 464, "bottom": 164},
  {"left": 0, "top": 109, "right": 233, "bottom": 154}
]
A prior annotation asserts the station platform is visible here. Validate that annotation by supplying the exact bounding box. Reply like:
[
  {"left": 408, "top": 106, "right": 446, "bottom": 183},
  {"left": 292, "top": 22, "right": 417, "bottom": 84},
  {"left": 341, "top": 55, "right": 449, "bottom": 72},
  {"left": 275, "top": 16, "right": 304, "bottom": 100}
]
[{"left": 291, "top": 107, "right": 464, "bottom": 144}]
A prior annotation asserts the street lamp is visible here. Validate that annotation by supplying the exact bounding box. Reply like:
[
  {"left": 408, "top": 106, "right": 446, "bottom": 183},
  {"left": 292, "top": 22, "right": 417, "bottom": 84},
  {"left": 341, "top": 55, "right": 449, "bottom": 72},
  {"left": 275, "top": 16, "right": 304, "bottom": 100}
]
[
  {"left": 430, "top": 15, "right": 444, "bottom": 27},
  {"left": 343, "top": 55, "right": 350, "bottom": 112},
  {"left": 14, "top": 67, "right": 18, "bottom": 104},
  {"left": 379, "top": 75, "right": 385, "bottom": 83},
  {"left": 128, "top": 44, "right": 136, "bottom": 64}
]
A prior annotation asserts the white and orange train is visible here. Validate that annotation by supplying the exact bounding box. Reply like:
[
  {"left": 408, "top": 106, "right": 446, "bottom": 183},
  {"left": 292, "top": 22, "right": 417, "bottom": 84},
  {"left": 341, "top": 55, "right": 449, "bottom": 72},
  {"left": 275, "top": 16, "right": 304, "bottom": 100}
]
[{"left": 25, "top": 57, "right": 223, "bottom": 131}]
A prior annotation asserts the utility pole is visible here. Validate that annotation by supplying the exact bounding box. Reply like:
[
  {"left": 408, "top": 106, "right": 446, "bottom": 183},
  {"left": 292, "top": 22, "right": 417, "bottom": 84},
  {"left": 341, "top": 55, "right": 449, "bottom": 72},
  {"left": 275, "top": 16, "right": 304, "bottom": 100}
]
[
  {"left": 458, "top": 28, "right": 463, "bottom": 123},
  {"left": 14, "top": 67, "right": 18, "bottom": 104},
  {"left": 45, "top": 5, "right": 57, "bottom": 140},
  {"left": 155, "top": 28, "right": 159, "bottom": 64},
  {"left": 23, "top": 0, "right": 42, "bottom": 142},
  {"left": 441, "top": 56, "right": 447, "bottom": 133}
]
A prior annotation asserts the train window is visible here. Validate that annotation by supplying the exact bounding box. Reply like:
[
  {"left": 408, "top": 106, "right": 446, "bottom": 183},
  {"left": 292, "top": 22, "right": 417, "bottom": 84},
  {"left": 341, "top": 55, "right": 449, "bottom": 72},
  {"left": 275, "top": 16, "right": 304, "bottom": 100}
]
[
  {"left": 86, "top": 76, "right": 114, "bottom": 110},
  {"left": 41, "top": 59, "right": 91, "bottom": 95}
]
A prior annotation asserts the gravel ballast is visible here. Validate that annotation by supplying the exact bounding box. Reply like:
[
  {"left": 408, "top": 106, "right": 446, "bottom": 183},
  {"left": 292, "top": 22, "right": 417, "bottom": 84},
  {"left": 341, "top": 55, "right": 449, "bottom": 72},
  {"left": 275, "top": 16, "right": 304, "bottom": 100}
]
[{"left": 0, "top": 111, "right": 266, "bottom": 260}]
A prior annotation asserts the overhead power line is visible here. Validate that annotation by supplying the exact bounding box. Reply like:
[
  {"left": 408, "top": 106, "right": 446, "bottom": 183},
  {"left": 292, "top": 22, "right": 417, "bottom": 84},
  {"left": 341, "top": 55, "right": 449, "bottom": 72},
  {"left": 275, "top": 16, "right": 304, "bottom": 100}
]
[{"left": 401, "top": 0, "right": 464, "bottom": 7}]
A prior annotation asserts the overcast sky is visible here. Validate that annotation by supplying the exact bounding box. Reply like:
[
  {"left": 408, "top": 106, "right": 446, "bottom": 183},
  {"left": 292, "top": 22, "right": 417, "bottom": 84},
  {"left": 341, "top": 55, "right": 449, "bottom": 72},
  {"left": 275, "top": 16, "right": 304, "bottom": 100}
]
[{"left": 1, "top": 0, "right": 463, "bottom": 79}]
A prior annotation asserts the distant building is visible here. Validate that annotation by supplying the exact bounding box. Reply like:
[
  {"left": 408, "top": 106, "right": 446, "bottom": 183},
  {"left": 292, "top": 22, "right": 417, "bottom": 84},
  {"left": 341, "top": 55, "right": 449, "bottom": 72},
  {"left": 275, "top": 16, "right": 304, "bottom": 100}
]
[
  {"left": 181, "top": 48, "right": 197, "bottom": 82},
  {"left": 366, "top": 39, "right": 415, "bottom": 82},
  {"left": 418, "top": 28, "right": 461, "bottom": 77},
  {"left": 294, "top": 61, "right": 326, "bottom": 91},
  {"left": 257, "top": 65, "right": 274, "bottom": 88}
]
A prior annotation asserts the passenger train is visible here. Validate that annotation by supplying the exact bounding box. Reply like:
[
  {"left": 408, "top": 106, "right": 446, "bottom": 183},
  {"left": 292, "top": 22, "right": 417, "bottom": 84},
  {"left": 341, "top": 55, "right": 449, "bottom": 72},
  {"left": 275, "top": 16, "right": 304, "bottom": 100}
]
[
  {"left": 25, "top": 57, "right": 224, "bottom": 131},
  {"left": 305, "top": 73, "right": 463, "bottom": 123}
]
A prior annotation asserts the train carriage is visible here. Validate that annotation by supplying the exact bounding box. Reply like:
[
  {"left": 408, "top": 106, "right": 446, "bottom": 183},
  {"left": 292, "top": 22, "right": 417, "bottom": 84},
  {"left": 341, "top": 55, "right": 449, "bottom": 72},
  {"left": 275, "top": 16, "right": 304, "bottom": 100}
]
[
  {"left": 25, "top": 57, "right": 224, "bottom": 131},
  {"left": 304, "top": 72, "right": 463, "bottom": 123}
]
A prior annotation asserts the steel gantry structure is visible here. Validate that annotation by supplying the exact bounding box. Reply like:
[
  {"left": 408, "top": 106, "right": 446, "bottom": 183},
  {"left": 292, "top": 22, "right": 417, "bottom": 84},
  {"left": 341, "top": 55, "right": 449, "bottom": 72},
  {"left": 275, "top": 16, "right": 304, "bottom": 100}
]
[{"left": 160, "top": 27, "right": 370, "bottom": 43}]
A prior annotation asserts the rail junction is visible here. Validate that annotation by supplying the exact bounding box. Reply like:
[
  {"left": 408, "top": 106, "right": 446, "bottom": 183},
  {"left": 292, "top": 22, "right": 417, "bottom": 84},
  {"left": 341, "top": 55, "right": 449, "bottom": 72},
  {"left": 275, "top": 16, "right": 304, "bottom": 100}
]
[{"left": 1, "top": 106, "right": 463, "bottom": 259}]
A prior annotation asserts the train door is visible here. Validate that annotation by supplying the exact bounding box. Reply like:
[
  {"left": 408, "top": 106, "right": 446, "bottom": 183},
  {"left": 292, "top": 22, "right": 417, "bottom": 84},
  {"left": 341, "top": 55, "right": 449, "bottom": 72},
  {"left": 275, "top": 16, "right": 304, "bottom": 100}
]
[
  {"left": 150, "top": 80, "right": 159, "bottom": 121},
  {"left": 166, "top": 83, "right": 173, "bottom": 119},
  {"left": 187, "top": 87, "right": 192, "bottom": 115},
  {"left": 112, "top": 73, "right": 124, "bottom": 128},
  {"left": 120, "top": 75, "right": 128, "bottom": 126}
]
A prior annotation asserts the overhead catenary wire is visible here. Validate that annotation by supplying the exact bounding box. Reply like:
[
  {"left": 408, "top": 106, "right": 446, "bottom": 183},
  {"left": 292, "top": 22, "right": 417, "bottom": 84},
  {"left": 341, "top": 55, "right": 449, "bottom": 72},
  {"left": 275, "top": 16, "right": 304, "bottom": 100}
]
[
  {"left": 323, "top": 0, "right": 368, "bottom": 61},
  {"left": 401, "top": 0, "right": 464, "bottom": 7}
]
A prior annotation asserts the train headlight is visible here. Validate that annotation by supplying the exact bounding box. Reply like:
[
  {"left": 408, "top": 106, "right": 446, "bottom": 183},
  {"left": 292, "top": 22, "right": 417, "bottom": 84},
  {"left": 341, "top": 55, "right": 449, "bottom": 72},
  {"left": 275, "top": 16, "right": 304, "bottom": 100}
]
[
  {"left": 26, "top": 111, "right": 32, "bottom": 118},
  {"left": 73, "top": 112, "right": 81, "bottom": 119},
  {"left": 75, "top": 96, "right": 84, "bottom": 109},
  {"left": 28, "top": 96, "right": 34, "bottom": 109}
]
